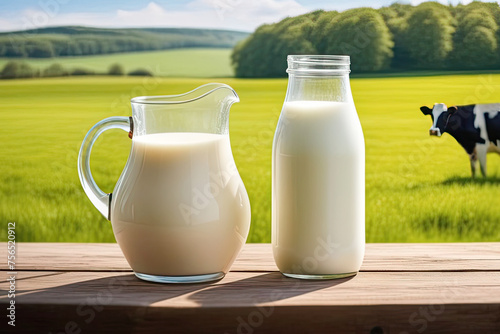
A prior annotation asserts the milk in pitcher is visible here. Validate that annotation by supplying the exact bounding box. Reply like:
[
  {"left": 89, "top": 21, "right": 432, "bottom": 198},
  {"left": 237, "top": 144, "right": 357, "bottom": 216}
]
[{"left": 111, "top": 133, "right": 250, "bottom": 277}]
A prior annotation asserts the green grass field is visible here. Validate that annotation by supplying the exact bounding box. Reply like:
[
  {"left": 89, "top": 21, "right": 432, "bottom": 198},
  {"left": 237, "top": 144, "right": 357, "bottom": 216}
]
[
  {"left": 0, "top": 48, "right": 234, "bottom": 77},
  {"left": 1, "top": 74, "right": 499, "bottom": 243}
]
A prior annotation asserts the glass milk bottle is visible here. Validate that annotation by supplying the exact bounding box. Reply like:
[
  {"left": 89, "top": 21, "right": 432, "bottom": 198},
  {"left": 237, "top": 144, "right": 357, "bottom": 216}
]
[{"left": 272, "top": 55, "right": 365, "bottom": 280}]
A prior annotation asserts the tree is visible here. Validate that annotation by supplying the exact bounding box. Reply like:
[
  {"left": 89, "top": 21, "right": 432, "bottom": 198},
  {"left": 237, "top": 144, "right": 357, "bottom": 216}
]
[
  {"left": 450, "top": 7, "right": 498, "bottom": 69},
  {"left": 384, "top": 3, "right": 413, "bottom": 18},
  {"left": 1, "top": 61, "right": 36, "bottom": 79},
  {"left": 26, "top": 40, "right": 55, "bottom": 58},
  {"left": 108, "top": 63, "right": 125, "bottom": 76},
  {"left": 42, "top": 63, "right": 68, "bottom": 77},
  {"left": 404, "top": 3, "right": 455, "bottom": 69},
  {"left": 462, "top": 27, "right": 497, "bottom": 67},
  {"left": 311, "top": 11, "right": 339, "bottom": 53},
  {"left": 76, "top": 40, "right": 99, "bottom": 56},
  {"left": 232, "top": 13, "right": 318, "bottom": 77},
  {"left": 232, "top": 8, "right": 393, "bottom": 76},
  {"left": 70, "top": 68, "right": 95, "bottom": 76},
  {"left": 127, "top": 68, "right": 153, "bottom": 76},
  {"left": 380, "top": 3, "right": 413, "bottom": 69},
  {"left": 0, "top": 37, "right": 28, "bottom": 57},
  {"left": 322, "top": 8, "right": 394, "bottom": 72}
]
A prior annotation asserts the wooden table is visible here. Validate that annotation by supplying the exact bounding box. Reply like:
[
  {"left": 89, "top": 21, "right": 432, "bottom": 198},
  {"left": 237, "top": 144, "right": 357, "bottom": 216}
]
[{"left": 1, "top": 243, "right": 499, "bottom": 333}]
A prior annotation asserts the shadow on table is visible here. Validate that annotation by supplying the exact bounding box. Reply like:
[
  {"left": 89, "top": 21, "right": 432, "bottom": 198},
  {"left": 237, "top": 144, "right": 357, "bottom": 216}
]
[
  {"left": 188, "top": 271, "right": 353, "bottom": 306},
  {"left": 10, "top": 271, "right": 354, "bottom": 332},
  {"left": 15, "top": 271, "right": 353, "bottom": 307},
  {"left": 15, "top": 272, "right": 211, "bottom": 306}
]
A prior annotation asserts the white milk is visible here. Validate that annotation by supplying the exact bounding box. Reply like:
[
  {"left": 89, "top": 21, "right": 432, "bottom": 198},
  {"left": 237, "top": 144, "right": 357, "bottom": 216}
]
[
  {"left": 272, "top": 101, "right": 365, "bottom": 275},
  {"left": 110, "top": 133, "right": 250, "bottom": 276}
]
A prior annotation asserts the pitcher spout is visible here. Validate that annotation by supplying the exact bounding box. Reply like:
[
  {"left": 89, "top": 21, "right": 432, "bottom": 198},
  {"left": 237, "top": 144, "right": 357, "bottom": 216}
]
[
  {"left": 182, "top": 83, "right": 239, "bottom": 134},
  {"left": 131, "top": 83, "right": 239, "bottom": 105},
  {"left": 130, "top": 83, "right": 239, "bottom": 136},
  {"left": 191, "top": 83, "right": 239, "bottom": 118},
  {"left": 188, "top": 83, "right": 239, "bottom": 122},
  {"left": 188, "top": 83, "right": 239, "bottom": 105}
]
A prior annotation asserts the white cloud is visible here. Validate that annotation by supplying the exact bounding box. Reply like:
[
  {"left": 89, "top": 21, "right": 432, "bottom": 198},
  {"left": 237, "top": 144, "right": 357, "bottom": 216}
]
[
  {"left": 409, "top": 0, "right": 474, "bottom": 5},
  {"left": 0, "top": 17, "right": 17, "bottom": 32},
  {"left": 195, "top": 0, "right": 307, "bottom": 19},
  {"left": 0, "top": 0, "right": 310, "bottom": 32}
]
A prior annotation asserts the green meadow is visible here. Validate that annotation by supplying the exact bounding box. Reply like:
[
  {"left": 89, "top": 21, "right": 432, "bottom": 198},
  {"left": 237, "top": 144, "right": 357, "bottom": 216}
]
[
  {"left": 1, "top": 74, "right": 499, "bottom": 243},
  {"left": 0, "top": 48, "right": 233, "bottom": 77}
]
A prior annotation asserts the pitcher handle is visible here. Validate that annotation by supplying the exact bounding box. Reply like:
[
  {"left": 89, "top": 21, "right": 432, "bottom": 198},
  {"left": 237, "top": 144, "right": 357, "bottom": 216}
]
[{"left": 77, "top": 116, "right": 133, "bottom": 220}]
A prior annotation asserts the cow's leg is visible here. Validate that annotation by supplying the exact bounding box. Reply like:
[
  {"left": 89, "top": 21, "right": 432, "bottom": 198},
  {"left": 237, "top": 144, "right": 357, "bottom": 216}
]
[
  {"left": 469, "top": 147, "right": 478, "bottom": 177},
  {"left": 469, "top": 153, "right": 477, "bottom": 178},
  {"left": 477, "top": 144, "right": 488, "bottom": 177}
]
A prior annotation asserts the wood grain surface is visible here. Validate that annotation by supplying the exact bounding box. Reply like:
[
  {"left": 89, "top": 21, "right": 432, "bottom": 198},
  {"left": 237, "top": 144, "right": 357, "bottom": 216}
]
[
  {"left": 1, "top": 242, "right": 499, "bottom": 272},
  {"left": 1, "top": 242, "right": 499, "bottom": 333}
]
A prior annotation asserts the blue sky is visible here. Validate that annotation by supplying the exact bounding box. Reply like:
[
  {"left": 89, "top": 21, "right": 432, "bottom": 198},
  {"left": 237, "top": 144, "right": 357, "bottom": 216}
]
[{"left": 0, "top": 0, "right": 496, "bottom": 32}]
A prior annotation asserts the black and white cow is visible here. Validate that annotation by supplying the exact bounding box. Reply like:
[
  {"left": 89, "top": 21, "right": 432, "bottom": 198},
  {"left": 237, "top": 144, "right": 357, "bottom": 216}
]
[{"left": 420, "top": 103, "right": 500, "bottom": 177}]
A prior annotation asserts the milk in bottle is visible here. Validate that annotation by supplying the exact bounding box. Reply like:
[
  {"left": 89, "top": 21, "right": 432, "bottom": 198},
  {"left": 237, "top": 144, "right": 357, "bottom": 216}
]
[{"left": 272, "top": 56, "right": 365, "bottom": 279}]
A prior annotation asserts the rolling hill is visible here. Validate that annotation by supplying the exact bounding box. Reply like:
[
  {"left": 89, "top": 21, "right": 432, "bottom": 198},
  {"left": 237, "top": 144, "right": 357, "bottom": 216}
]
[
  {"left": 0, "top": 48, "right": 234, "bottom": 77},
  {"left": 0, "top": 26, "right": 249, "bottom": 58}
]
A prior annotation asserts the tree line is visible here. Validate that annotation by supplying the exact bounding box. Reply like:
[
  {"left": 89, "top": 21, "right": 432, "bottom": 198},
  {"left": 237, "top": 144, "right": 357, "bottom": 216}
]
[
  {"left": 0, "top": 61, "right": 154, "bottom": 79},
  {"left": 232, "top": 2, "right": 500, "bottom": 77},
  {"left": 0, "top": 26, "right": 248, "bottom": 58}
]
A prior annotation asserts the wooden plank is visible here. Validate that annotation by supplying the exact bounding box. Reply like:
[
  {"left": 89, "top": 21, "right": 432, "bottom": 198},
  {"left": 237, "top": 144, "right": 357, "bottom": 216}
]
[
  {"left": 365, "top": 242, "right": 500, "bottom": 272},
  {"left": 2, "top": 271, "right": 500, "bottom": 307},
  {"left": 1, "top": 271, "right": 499, "bottom": 333},
  {"left": 1, "top": 242, "right": 499, "bottom": 272},
  {"left": 3, "top": 242, "right": 131, "bottom": 272},
  {"left": 8, "top": 303, "right": 500, "bottom": 334}
]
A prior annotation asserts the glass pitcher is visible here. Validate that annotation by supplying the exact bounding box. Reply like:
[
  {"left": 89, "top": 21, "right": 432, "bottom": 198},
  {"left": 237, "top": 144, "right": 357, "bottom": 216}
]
[
  {"left": 272, "top": 55, "right": 365, "bottom": 279},
  {"left": 78, "top": 83, "right": 251, "bottom": 283}
]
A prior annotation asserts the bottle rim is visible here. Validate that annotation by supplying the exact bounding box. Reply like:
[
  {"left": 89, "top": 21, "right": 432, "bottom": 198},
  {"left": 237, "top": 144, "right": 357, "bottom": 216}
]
[{"left": 287, "top": 55, "right": 351, "bottom": 75}]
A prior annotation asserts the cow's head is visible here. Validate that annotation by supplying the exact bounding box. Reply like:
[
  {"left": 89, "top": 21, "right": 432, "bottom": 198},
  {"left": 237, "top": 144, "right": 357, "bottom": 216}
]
[{"left": 420, "top": 103, "right": 456, "bottom": 137}]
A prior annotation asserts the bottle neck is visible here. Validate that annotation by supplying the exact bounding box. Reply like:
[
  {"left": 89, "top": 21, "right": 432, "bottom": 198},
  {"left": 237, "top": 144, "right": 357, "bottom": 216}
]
[{"left": 285, "top": 73, "right": 353, "bottom": 103}]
